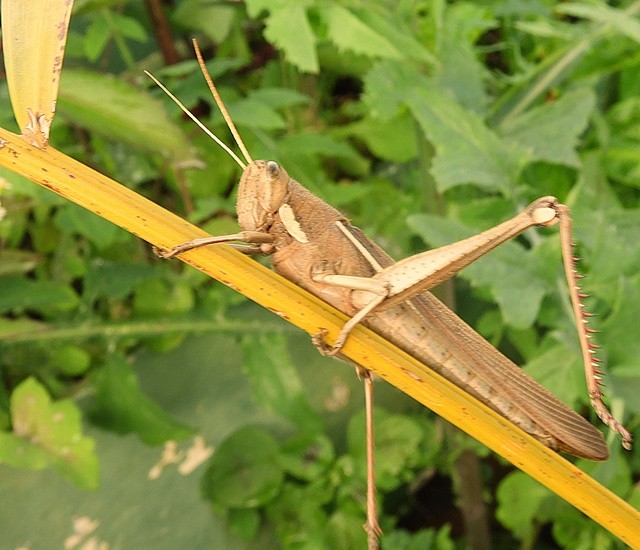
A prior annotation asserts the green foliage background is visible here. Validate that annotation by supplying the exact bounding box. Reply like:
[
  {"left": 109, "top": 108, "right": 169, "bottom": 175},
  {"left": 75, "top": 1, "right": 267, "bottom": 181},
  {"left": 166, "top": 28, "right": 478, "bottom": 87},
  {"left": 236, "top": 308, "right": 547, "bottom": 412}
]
[{"left": 1, "top": 1, "right": 639, "bottom": 548}]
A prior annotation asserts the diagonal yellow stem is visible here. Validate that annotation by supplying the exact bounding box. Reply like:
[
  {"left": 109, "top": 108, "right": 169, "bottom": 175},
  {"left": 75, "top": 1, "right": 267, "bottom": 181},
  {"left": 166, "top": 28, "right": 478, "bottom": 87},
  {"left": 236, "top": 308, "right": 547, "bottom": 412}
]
[{"left": 0, "top": 128, "right": 639, "bottom": 546}]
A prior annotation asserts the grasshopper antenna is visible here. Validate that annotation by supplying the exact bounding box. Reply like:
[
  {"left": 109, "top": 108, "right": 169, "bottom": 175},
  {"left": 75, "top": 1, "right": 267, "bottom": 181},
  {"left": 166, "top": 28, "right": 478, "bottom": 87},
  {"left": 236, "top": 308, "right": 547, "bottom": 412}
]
[
  {"left": 192, "top": 39, "right": 254, "bottom": 165},
  {"left": 143, "top": 71, "right": 246, "bottom": 170}
]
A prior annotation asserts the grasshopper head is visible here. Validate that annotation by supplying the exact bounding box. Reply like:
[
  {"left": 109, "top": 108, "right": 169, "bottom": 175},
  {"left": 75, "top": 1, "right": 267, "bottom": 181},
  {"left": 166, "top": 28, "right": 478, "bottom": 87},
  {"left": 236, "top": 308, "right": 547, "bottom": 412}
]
[{"left": 237, "top": 160, "right": 290, "bottom": 231}]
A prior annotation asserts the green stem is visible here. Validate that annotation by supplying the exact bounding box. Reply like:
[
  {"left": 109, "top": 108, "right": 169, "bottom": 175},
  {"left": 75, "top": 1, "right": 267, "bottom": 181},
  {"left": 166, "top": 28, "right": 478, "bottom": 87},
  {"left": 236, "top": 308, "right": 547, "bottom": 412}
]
[{"left": 0, "top": 318, "right": 293, "bottom": 345}]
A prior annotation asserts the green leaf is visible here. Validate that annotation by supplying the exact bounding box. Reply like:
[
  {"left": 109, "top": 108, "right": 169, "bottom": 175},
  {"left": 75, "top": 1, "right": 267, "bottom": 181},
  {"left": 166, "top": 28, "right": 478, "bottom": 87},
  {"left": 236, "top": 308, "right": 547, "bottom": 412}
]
[
  {"left": 352, "top": 7, "right": 436, "bottom": 64},
  {"left": 279, "top": 433, "right": 334, "bottom": 481},
  {"left": 382, "top": 527, "right": 454, "bottom": 550},
  {"left": 227, "top": 507, "right": 261, "bottom": 541},
  {"left": 0, "top": 277, "right": 78, "bottom": 315},
  {"left": 57, "top": 69, "right": 195, "bottom": 163},
  {"left": 322, "top": 5, "right": 402, "bottom": 60},
  {"left": 226, "top": 98, "right": 286, "bottom": 130},
  {"left": 250, "top": 2, "right": 319, "bottom": 73},
  {"left": 324, "top": 507, "right": 369, "bottom": 549},
  {"left": 500, "top": 88, "right": 596, "bottom": 167},
  {"left": 364, "top": 61, "right": 527, "bottom": 192},
  {"left": 83, "top": 260, "right": 158, "bottom": 302},
  {"left": 172, "top": 0, "right": 235, "bottom": 43},
  {"left": 201, "top": 426, "right": 283, "bottom": 509},
  {"left": 239, "top": 333, "right": 322, "bottom": 434},
  {"left": 248, "top": 87, "right": 311, "bottom": 109},
  {"left": 54, "top": 203, "right": 122, "bottom": 250},
  {"left": 83, "top": 15, "right": 111, "bottom": 61},
  {"left": 407, "top": 85, "right": 526, "bottom": 192},
  {"left": 2, "top": 377, "right": 99, "bottom": 488},
  {"left": 435, "top": 3, "right": 492, "bottom": 112},
  {"left": 339, "top": 112, "right": 418, "bottom": 163},
  {"left": 90, "top": 354, "right": 195, "bottom": 445},
  {"left": 133, "top": 278, "right": 195, "bottom": 317},
  {"left": 265, "top": 482, "right": 330, "bottom": 548},
  {"left": 556, "top": 3, "right": 640, "bottom": 43},
  {"left": 496, "top": 472, "right": 549, "bottom": 540},
  {"left": 49, "top": 345, "right": 92, "bottom": 377},
  {"left": 604, "top": 97, "right": 640, "bottom": 187}
]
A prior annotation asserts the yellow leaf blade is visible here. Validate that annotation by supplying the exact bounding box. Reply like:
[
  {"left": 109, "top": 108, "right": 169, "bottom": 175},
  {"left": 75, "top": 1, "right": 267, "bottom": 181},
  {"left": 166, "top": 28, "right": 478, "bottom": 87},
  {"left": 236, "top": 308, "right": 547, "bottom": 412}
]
[{"left": 1, "top": 0, "right": 73, "bottom": 146}]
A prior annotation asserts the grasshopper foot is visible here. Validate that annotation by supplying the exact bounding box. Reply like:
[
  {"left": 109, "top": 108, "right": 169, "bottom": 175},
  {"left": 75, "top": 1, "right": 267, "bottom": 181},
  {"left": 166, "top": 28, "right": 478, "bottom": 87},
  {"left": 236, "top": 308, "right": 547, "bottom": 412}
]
[
  {"left": 311, "top": 329, "right": 345, "bottom": 357},
  {"left": 153, "top": 245, "right": 179, "bottom": 259}
]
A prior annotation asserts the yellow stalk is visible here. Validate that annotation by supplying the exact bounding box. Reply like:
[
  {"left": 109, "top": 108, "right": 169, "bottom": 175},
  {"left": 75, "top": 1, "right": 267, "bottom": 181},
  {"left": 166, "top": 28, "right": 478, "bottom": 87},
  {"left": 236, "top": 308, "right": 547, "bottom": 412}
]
[{"left": 0, "top": 128, "right": 638, "bottom": 545}]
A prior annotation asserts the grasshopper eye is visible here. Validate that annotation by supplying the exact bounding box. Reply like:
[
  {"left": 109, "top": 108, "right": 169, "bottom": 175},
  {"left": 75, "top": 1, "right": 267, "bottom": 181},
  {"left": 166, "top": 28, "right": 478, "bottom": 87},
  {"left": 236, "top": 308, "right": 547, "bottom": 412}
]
[{"left": 267, "top": 161, "right": 280, "bottom": 178}]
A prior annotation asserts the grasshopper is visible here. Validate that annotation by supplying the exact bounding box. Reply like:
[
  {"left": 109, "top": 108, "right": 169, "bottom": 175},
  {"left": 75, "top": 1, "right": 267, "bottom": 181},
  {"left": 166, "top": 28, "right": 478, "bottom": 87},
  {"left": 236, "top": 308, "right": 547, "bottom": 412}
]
[{"left": 149, "top": 42, "right": 631, "bottom": 546}]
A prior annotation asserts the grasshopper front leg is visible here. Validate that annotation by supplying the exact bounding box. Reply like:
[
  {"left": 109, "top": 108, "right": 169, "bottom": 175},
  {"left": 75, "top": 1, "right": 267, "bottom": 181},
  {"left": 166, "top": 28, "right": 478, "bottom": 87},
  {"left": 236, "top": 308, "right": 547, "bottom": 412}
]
[{"left": 155, "top": 230, "right": 275, "bottom": 258}]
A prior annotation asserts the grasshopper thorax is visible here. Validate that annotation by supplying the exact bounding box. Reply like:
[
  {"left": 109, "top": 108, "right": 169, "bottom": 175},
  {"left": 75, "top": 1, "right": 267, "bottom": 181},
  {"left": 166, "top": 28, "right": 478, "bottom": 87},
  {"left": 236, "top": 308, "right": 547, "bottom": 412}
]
[{"left": 237, "top": 160, "right": 290, "bottom": 232}]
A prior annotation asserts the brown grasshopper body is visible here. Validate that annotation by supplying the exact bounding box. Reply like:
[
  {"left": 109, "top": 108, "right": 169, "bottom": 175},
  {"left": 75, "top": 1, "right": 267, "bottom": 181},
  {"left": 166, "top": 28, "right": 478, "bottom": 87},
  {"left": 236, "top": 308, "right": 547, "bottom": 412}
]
[{"left": 236, "top": 160, "right": 609, "bottom": 460}]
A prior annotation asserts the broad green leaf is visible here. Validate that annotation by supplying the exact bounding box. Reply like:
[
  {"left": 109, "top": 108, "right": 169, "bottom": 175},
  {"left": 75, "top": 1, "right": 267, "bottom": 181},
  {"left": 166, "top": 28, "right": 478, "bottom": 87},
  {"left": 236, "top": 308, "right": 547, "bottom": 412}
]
[
  {"left": 407, "top": 86, "right": 526, "bottom": 192},
  {"left": 239, "top": 333, "right": 322, "bottom": 434},
  {"left": 0, "top": 277, "right": 78, "bottom": 314},
  {"left": 83, "top": 260, "right": 158, "bottom": 303},
  {"left": 363, "top": 60, "right": 421, "bottom": 120},
  {"left": 201, "top": 426, "right": 283, "bottom": 509},
  {"left": 172, "top": 0, "right": 235, "bottom": 43},
  {"left": 364, "top": 61, "right": 527, "bottom": 192},
  {"left": 113, "top": 13, "right": 147, "bottom": 42},
  {"left": 604, "top": 97, "right": 640, "bottom": 187},
  {"left": 322, "top": 5, "right": 402, "bottom": 60},
  {"left": 556, "top": 3, "right": 640, "bottom": 43},
  {"left": 248, "top": 87, "right": 310, "bottom": 109},
  {"left": 3, "top": 377, "right": 99, "bottom": 488},
  {"left": 338, "top": 112, "right": 418, "bottom": 163},
  {"left": 53, "top": 203, "right": 122, "bottom": 250},
  {"left": 226, "top": 507, "right": 260, "bottom": 541},
  {"left": 382, "top": 527, "right": 454, "bottom": 550},
  {"left": 226, "top": 98, "right": 286, "bottom": 130},
  {"left": 600, "top": 277, "right": 640, "bottom": 402},
  {"left": 500, "top": 88, "right": 596, "bottom": 167},
  {"left": 133, "top": 278, "right": 195, "bottom": 317},
  {"left": 49, "top": 345, "right": 92, "bottom": 377},
  {"left": 496, "top": 472, "right": 549, "bottom": 540},
  {"left": 279, "top": 433, "right": 334, "bottom": 482},
  {"left": 90, "top": 354, "right": 195, "bottom": 445},
  {"left": 352, "top": 7, "right": 436, "bottom": 64},
  {"left": 84, "top": 15, "right": 111, "bottom": 61},
  {"left": 435, "top": 3, "right": 494, "bottom": 112},
  {"left": 265, "top": 483, "right": 330, "bottom": 548},
  {"left": 248, "top": 2, "right": 319, "bottom": 73},
  {"left": 57, "top": 69, "right": 195, "bottom": 163},
  {"left": 407, "top": 213, "right": 548, "bottom": 328},
  {"left": 324, "top": 507, "right": 369, "bottom": 549}
]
